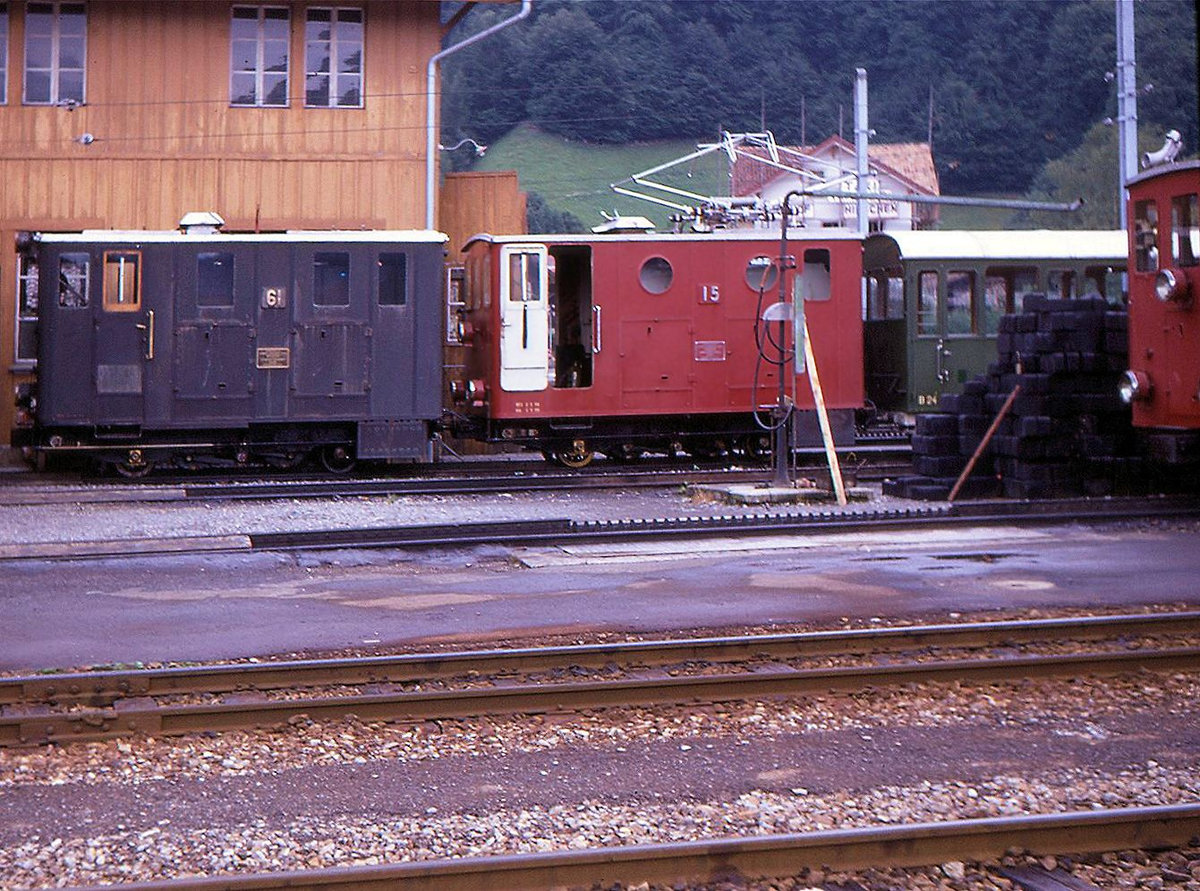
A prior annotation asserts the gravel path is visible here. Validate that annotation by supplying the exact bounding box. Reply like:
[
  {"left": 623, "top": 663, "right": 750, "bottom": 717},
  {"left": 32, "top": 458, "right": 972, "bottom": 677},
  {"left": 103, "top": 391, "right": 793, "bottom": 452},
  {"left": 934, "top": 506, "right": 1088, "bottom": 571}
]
[{"left": 2, "top": 669, "right": 1197, "bottom": 888}]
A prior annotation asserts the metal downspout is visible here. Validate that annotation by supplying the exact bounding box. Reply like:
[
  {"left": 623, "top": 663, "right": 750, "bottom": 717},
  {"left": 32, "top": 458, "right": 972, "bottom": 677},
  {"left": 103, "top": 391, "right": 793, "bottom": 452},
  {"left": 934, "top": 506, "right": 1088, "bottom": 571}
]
[{"left": 425, "top": 0, "right": 533, "bottom": 230}]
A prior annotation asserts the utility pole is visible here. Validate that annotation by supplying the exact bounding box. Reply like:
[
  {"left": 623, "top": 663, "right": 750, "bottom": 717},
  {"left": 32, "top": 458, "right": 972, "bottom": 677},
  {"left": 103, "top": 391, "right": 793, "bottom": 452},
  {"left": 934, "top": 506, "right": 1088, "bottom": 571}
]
[{"left": 1115, "top": 0, "right": 1138, "bottom": 230}]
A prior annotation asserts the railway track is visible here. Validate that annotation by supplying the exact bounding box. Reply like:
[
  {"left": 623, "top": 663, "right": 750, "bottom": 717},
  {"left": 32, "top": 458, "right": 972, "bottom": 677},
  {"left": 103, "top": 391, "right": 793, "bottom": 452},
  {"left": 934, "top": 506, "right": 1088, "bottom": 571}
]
[
  {"left": 4, "top": 611, "right": 1198, "bottom": 748},
  {"left": 56, "top": 805, "right": 1200, "bottom": 890},
  {"left": 0, "top": 449, "right": 911, "bottom": 506}
]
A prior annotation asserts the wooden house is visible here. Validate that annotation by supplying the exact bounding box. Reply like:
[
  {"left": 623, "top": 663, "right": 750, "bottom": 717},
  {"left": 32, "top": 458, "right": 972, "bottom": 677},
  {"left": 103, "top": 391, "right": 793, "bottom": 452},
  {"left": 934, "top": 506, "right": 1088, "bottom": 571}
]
[{"left": 0, "top": 0, "right": 525, "bottom": 452}]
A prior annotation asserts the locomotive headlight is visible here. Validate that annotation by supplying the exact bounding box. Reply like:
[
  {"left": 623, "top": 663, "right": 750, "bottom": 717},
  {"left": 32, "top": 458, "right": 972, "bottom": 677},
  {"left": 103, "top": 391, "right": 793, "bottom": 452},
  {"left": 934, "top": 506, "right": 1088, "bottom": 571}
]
[
  {"left": 1155, "top": 267, "right": 1191, "bottom": 304},
  {"left": 1119, "top": 369, "right": 1152, "bottom": 404}
]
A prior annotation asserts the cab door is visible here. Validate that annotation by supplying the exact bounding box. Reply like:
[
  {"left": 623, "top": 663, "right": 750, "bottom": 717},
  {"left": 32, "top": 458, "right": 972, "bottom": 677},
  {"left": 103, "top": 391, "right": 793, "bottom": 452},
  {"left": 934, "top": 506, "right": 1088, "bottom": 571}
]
[
  {"left": 499, "top": 244, "right": 550, "bottom": 392},
  {"left": 94, "top": 249, "right": 151, "bottom": 424}
]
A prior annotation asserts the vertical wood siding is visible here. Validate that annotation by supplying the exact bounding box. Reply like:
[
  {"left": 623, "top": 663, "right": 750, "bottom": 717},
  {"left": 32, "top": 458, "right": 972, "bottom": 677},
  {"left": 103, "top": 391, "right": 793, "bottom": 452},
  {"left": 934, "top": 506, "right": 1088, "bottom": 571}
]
[{"left": 0, "top": 0, "right": 522, "bottom": 449}]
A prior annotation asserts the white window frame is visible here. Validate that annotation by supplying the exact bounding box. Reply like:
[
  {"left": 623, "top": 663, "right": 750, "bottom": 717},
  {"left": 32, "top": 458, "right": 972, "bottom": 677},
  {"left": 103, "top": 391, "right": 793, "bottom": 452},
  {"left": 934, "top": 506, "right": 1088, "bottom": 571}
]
[
  {"left": 230, "top": 5, "right": 290, "bottom": 108},
  {"left": 304, "top": 7, "right": 364, "bottom": 108},
  {"left": 14, "top": 254, "right": 38, "bottom": 366},
  {"left": 1, "top": 3, "right": 9, "bottom": 105},
  {"left": 23, "top": 1, "right": 86, "bottom": 106}
]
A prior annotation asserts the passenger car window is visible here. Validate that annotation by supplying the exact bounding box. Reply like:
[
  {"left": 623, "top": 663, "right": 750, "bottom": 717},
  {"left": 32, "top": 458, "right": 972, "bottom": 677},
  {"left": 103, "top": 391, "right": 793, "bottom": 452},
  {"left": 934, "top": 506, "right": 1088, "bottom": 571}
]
[
  {"left": 946, "top": 270, "right": 974, "bottom": 334},
  {"left": 917, "top": 270, "right": 938, "bottom": 335}
]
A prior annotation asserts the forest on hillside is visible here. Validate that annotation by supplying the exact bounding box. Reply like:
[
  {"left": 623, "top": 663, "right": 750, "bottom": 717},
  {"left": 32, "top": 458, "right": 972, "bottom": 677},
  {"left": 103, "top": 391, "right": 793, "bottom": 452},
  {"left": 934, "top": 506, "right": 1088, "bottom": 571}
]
[{"left": 439, "top": 0, "right": 1198, "bottom": 196}]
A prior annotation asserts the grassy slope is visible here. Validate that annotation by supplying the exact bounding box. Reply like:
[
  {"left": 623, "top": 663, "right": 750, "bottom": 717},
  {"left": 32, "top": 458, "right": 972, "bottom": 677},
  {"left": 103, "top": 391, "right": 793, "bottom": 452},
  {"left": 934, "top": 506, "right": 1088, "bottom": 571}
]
[
  {"left": 472, "top": 123, "right": 1025, "bottom": 231},
  {"left": 471, "top": 123, "right": 729, "bottom": 230}
]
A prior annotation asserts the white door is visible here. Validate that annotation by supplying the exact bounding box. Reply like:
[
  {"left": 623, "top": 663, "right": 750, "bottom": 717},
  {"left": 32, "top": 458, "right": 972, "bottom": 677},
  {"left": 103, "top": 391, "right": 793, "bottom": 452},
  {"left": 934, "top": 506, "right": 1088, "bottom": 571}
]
[{"left": 499, "top": 245, "right": 550, "bottom": 392}]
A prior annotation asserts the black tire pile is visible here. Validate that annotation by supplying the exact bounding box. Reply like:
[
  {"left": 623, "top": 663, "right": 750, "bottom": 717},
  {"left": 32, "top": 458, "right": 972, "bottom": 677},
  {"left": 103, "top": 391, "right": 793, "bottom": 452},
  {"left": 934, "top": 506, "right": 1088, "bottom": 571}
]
[{"left": 884, "top": 295, "right": 1139, "bottom": 501}]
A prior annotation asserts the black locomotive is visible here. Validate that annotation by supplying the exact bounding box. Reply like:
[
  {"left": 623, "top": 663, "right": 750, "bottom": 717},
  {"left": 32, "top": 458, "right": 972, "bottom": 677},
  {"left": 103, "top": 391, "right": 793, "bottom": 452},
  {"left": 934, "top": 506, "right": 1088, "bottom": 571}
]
[{"left": 13, "top": 220, "right": 447, "bottom": 475}]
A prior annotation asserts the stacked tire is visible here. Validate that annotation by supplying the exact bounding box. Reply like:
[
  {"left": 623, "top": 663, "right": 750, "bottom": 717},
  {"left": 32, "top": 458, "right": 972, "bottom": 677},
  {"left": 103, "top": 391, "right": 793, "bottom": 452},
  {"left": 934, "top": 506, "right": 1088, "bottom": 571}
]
[{"left": 885, "top": 295, "right": 1137, "bottom": 501}]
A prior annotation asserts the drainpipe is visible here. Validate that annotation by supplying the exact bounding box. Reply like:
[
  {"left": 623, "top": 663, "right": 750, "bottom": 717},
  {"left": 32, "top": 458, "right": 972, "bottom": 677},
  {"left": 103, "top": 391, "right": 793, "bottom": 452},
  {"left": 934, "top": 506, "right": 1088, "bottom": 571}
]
[{"left": 425, "top": 0, "right": 533, "bottom": 230}]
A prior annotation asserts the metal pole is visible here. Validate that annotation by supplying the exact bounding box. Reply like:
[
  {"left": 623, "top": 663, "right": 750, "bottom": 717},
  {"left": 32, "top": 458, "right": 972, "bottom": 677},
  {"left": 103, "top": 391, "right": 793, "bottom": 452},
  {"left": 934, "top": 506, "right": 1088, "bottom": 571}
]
[
  {"left": 772, "top": 198, "right": 795, "bottom": 488},
  {"left": 1115, "top": 0, "right": 1138, "bottom": 230},
  {"left": 854, "top": 68, "right": 870, "bottom": 235}
]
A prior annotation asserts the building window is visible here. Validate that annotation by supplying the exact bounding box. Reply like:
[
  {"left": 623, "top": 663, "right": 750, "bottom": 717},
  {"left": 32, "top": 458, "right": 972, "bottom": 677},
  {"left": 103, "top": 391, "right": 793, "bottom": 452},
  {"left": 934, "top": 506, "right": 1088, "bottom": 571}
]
[
  {"left": 1, "top": 3, "right": 9, "bottom": 105},
  {"left": 15, "top": 255, "right": 38, "bottom": 365},
  {"left": 305, "top": 8, "right": 362, "bottom": 108},
  {"left": 231, "top": 6, "right": 289, "bottom": 107},
  {"left": 24, "top": 2, "right": 86, "bottom": 106}
]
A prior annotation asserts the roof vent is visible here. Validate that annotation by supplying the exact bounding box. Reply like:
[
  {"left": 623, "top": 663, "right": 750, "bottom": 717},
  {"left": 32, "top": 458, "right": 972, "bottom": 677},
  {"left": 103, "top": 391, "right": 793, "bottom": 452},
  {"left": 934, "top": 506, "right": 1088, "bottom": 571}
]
[
  {"left": 179, "top": 211, "right": 226, "bottom": 235},
  {"left": 592, "top": 215, "right": 655, "bottom": 234}
]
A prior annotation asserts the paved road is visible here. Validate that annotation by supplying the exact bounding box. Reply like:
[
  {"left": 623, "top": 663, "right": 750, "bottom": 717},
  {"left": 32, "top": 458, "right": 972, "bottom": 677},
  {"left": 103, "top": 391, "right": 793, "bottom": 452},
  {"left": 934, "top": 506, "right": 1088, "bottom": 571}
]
[{"left": 3, "top": 519, "right": 1197, "bottom": 672}]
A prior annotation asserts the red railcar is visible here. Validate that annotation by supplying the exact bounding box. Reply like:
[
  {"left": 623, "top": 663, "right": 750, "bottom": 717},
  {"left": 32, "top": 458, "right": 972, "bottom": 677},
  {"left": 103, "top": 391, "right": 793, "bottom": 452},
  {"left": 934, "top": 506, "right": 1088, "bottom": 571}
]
[
  {"left": 1121, "top": 159, "right": 1200, "bottom": 464},
  {"left": 448, "top": 228, "right": 864, "bottom": 465}
]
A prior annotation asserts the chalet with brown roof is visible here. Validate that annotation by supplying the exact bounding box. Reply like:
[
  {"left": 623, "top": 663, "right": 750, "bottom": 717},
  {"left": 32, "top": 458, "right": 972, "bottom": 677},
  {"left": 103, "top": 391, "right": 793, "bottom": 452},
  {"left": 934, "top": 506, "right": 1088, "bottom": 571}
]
[{"left": 731, "top": 135, "right": 940, "bottom": 231}]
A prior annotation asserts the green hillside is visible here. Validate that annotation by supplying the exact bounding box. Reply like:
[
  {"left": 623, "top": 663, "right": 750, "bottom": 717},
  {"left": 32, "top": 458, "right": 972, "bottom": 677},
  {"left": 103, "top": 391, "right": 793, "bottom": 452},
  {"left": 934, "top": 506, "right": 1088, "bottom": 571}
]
[
  {"left": 469, "top": 123, "right": 1030, "bottom": 231},
  {"left": 472, "top": 124, "right": 729, "bottom": 230}
]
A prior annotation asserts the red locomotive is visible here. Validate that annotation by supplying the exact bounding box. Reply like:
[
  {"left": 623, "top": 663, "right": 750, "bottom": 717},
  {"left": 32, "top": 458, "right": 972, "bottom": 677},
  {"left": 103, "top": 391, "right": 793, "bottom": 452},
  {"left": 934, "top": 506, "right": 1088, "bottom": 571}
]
[
  {"left": 447, "top": 225, "right": 864, "bottom": 466},
  {"left": 1121, "top": 158, "right": 1200, "bottom": 464}
]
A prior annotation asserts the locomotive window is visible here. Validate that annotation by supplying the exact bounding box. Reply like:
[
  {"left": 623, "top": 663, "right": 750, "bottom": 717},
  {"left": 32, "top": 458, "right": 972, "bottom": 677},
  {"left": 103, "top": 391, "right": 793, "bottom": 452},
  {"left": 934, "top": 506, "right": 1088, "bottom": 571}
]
[
  {"left": 58, "top": 253, "right": 88, "bottom": 308},
  {"left": 745, "top": 256, "right": 778, "bottom": 292},
  {"left": 1134, "top": 200, "right": 1159, "bottom": 272},
  {"left": 639, "top": 256, "right": 673, "bottom": 294},
  {"left": 507, "top": 252, "right": 541, "bottom": 302},
  {"left": 313, "top": 251, "right": 349, "bottom": 306},
  {"left": 197, "top": 252, "right": 235, "bottom": 307},
  {"left": 917, "top": 270, "right": 938, "bottom": 335},
  {"left": 377, "top": 252, "right": 407, "bottom": 306},
  {"left": 1171, "top": 194, "right": 1199, "bottom": 267},
  {"left": 945, "top": 270, "right": 974, "bottom": 335},
  {"left": 102, "top": 252, "right": 140, "bottom": 312},
  {"left": 799, "top": 249, "right": 831, "bottom": 301}
]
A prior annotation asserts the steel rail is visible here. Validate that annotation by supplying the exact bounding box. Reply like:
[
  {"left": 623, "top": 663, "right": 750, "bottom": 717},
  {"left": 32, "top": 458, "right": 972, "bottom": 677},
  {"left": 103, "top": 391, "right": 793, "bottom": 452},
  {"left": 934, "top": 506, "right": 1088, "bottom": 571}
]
[
  {"left": 5, "top": 643, "right": 1199, "bottom": 747},
  {"left": 60, "top": 803, "right": 1200, "bottom": 891},
  {"left": 4, "top": 610, "right": 1198, "bottom": 708},
  {"left": 0, "top": 455, "right": 912, "bottom": 506}
]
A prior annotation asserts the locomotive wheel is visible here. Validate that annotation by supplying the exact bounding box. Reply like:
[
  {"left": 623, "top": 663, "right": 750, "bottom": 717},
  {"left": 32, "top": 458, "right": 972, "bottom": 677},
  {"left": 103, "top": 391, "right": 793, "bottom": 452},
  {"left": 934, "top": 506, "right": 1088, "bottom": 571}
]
[
  {"left": 319, "top": 444, "right": 357, "bottom": 474},
  {"left": 114, "top": 450, "right": 154, "bottom": 478},
  {"left": 551, "top": 440, "right": 595, "bottom": 469}
]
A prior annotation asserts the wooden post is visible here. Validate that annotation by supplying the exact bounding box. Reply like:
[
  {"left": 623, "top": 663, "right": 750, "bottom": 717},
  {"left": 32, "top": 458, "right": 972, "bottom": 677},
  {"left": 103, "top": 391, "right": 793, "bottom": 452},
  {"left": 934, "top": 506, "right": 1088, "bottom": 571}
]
[
  {"left": 802, "top": 318, "right": 848, "bottom": 506},
  {"left": 948, "top": 385, "right": 1021, "bottom": 502}
]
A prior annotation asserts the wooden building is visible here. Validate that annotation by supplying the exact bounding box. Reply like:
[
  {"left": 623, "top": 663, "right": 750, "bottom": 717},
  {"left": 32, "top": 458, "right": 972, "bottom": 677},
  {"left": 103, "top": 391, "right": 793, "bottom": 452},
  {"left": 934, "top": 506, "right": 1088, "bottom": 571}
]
[
  {"left": 0, "top": 0, "right": 524, "bottom": 453},
  {"left": 732, "top": 135, "right": 941, "bottom": 232}
]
